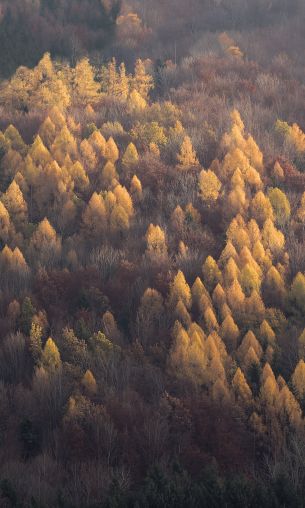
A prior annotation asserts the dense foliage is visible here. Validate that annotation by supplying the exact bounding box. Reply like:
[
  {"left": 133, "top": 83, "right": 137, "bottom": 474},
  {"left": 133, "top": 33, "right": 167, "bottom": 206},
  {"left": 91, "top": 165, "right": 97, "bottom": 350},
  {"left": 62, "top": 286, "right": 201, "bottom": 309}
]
[{"left": 1, "top": 3, "right": 305, "bottom": 506}]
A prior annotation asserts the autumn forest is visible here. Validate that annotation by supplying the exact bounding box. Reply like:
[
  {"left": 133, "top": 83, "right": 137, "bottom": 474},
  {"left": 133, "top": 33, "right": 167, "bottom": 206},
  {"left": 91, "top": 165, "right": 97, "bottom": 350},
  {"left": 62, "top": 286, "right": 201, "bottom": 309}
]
[{"left": 0, "top": 0, "right": 305, "bottom": 507}]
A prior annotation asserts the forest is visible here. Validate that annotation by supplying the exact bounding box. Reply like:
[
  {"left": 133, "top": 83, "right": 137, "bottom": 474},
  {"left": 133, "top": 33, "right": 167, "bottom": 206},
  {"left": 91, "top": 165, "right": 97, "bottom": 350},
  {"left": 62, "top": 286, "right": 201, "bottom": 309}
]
[{"left": 0, "top": 0, "right": 305, "bottom": 507}]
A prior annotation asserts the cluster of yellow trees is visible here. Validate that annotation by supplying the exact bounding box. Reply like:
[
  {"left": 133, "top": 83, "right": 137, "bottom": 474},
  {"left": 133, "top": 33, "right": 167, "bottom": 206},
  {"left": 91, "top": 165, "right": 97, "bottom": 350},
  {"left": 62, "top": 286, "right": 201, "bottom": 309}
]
[
  {"left": 139, "top": 111, "right": 305, "bottom": 444},
  {"left": 0, "top": 53, "right": 153, "bottom": 112},
  {"left": 1, "top": 55, "right": 305, "bottom": 453}
]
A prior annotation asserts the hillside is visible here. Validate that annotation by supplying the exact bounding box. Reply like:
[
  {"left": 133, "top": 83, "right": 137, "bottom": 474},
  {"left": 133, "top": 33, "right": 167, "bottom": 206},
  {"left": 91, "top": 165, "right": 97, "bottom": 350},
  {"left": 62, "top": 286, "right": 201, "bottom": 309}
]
[{"left": 0, "top": 4, "right": 305, "bottom": 508}]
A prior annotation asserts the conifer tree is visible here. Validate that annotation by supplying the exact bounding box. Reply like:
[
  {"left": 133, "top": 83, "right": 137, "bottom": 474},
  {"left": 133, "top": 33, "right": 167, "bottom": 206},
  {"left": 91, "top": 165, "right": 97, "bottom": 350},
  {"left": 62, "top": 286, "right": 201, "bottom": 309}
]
[
  {"left": 177, "top": 136, "right": 198, "bottom": 169},
  {"left": 297, "top": 192, "right": 305, "bottom": 223},
  {"left": 262, "top": 219, "right": 285, "bottom": 257},
  {"left": 82, "top": 370, "right": 97, "bottom": 395},
  {"left": 204, "top": 306, "right": 219, "bottom": 332},
  {"left": 202, "top": 256, "right": 222, "bottom": 291},
  {"left": 39, "top": 116, "right": 56, "bottom": 147},
  {"left": 168, "top": 270, "right": 192, "bottom": 310},
  {"left": 0, "top": 201, "right": 11, "bottom": 244},
  {"left": 51, "top": 126, "right": 78, "bottom": 164},
  {"left": 268, "top": 188, "right": 291, "bottom": 226},
  {"left": 122, "top": 143, "right": 139, "bottom": 169},
  {"left": 226, "top": 278, "right": 245, "bottom": 311},
  {"left": 105, "top": 137, "right": 119, "bottom": 162},
  {"left": 30, "top": 322, "right": 43, "bottom": 363},
  {"left": 132, "top": 59, "right": 153, "bottom": 99},
  {"left": 250, "top": 191, "right": 274, "bottom": 226},
  {"left": 240, "top": 263, "right": 261, "bottom": 296},
  {"left": 29, "top": 135, "right": 52, "bottom": 166},
  {"left": 101, "top": 161, "right": 119, "bottom": 189},
  {"left": 4, "top": 125, "right": 27, "bottom": 156},
  {"left": 260, "top": 320, "right": 276, "bottom": 346},
  {"left": 232, "top": 368, "right": 252, "bottom": 403},
  {"left": 82, "top": 193, "right": 107, "bottom": 240},
  {"left": 291, "top": 360, "right": 305, "bottom": 400},
  {"left": 223, "top": 257, "right": 240, "bottom": 287},
  {"left": 212, "top": 283, "right": 226, "bottom": 308},
  {"left": 73, "top": 58, "right": 99, "bottom": 105},
  {"left": 29, "top": 218, "right": 62, "bottom": 266},
  {"left": 1, "top": 180, "right": 28, "bottom": 229},
  {"left": 145, "top": 224, "right": 167, "bottom": 258},
  {"left": 290, "top": 272, "right": 305, "bottom": 314},
  {"left": 130, "top": 175, "right": 142, "bottom": 199},
  {"left": 80, "top": 138, "right": 97, "bottom": 172},
  {"left": 198, "top": 169, "right": 221, "bottom": 204},
  {"left": 42, "top": 337, "right": 61, "bottom": 370},
  {"left": 89, "top": 130, "right": 106, "bottom": 158},
  {"left": 220, "top": 315, "right": 239, "bottom": 351}
]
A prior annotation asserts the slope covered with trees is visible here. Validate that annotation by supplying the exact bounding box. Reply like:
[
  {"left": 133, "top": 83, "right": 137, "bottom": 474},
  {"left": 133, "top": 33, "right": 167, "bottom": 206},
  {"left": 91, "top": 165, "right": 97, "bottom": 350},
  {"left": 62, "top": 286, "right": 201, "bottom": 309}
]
[{"left": 0, "top": 12, "right": 305, "bottom": 508}]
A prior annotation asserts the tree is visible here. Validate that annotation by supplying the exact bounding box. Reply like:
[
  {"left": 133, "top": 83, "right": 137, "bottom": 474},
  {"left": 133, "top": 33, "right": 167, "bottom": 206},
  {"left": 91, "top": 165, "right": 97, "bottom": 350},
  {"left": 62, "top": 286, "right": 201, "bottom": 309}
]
[
  {"left": 130, "top": 175, "right": 142, "bottom": 199},
  {"left": 299, "top": 329, "right": 305, "bottom": 359},
  {"left": 260, "top": 320, "right": 275, "bottom": 347},
  {"left": 101, "top": 161, "right": 119, "bottom": 189},
  {"left": 260, "top": 373, "right": 279, "bottom": 407},
  {"left": 238, "top": 331, "right": 263, "bottom": 363},
  {"left": 146, "top": 224, "right": 167, "bottom": 258},
  {"left": 0, "top": 201, "right": 11, "bottom": 244},
  {"left": 168, "top": 271, "right": 192, "bottom": 310},
  {"left": 202, "top": 256, "right": 222, "bottom": 291},
  {"left": 240, "top": 263, "right": 261, "bottom": 296},
  {"left": 42, "top": 338, "right": 61, "bottom": 370},
  {"left": 227, "top": 185, "right": 247, "bottom": 216},
  {"left": 219, "top": 241, "right": 238, "bottom": 267},
  {"left": 272, "top": 161, "right": 284, "bottom": 182},
  {"left": 105, "top": 137, "right": 119, "bottom": 162},
  {"left": 232, "top": 368, "right": 252, "bottom": 403},
  {"left": 223, "top": 258, "right": 240, "bottom": 287},
  {"left": 82, "top": 193, "right": 107, "bottom": 240},
  {"left": 82, "top": 370, "right": 97, "bottom": 395},
  {"left": 110, "top": 204, "right": 130, "bottom": 232},
  {"left": 212, "top": 283, "right": 226, "bottom": 308},
  {"left": 168, "top": 322, "right": 206, "bottom": 384},
  {"left": 277, "top": 385, "right": 302, "bottom": 427},
  {"left": 295, "top": 194, "right": 305, "bottom": 227},
  {"left": 204, "top": 306, "right": 219, "bottom": 332},
  {"left": 89, "top": 130, "right": 106, "bottom": 158},
  {"left": 198, "top": 169, "right": 221, "bottom": 205},
  {"left": 113, "top": 185, "right": 134, "bottom": 218},
  {"left": 1, "top": 180, "right": 28, "bottom": 230},
  {"left": 80, "top": 138, "right": 97, "bottom": 173},
  {"left": 51, "top": 126, "right": 78, "bottom": 164},
  {"left": 29, "top": 322, "right": 42, "bottom": 363},
  {"left": 262, "top": 219, "right": 285, "bottom": 257},
  {"left": 122, "top": 143, "right": 139, "bottom": 169},
  {"left": 118, "top": 62, "right": 129, "bottom": 100},
  {"left": 291, "top": 360, "right": 305, "bottom": 400},
  {"left": 268, "top": 188, "right": 290, "bottom": 226},
  {"left": 177, "top": 136, "right": 198, "bottom": 169},
  {"left": 175, "top": 300, "right": 192, "bottom": 328},
  {"left": 264, "top": 265, "right": 286, "bottom": 307},
  {"left": 29, "top": 218, "right": 62, "bottom": 267},
  {"left": 290, "top": 272, "right": 305, "bottom": 314},
  {"left": 39, "top": 116, "right": 56, "bottom": 147},
  {"left": 191, "top": 277, "right": 209, "bottom": 310},
  {"left": 226, "top": 279, "right": 245, "bottom": 311},
  {"left": 132, "top": 59, "right": 153, "bottom": 99},
  {"left": 4, "top": 125, "right": 27, "bottom": 156},
  {"left": 128, "top": 89, "right": 147, "bottom": 111},
  {"left": 72, "top": 58, "right": 99, "bottom": 105},
  {"left": 250, "top": 191, "right": 274, "bottom": 226},
  {"left": 70, "top": 161, "right": 89, "bottom": 192},
  {"left": 29, "top": 136, "right": 52, "bottom": 166},
  {"left": 220, "top": 315, "right": 239, "bottom": 351}
]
